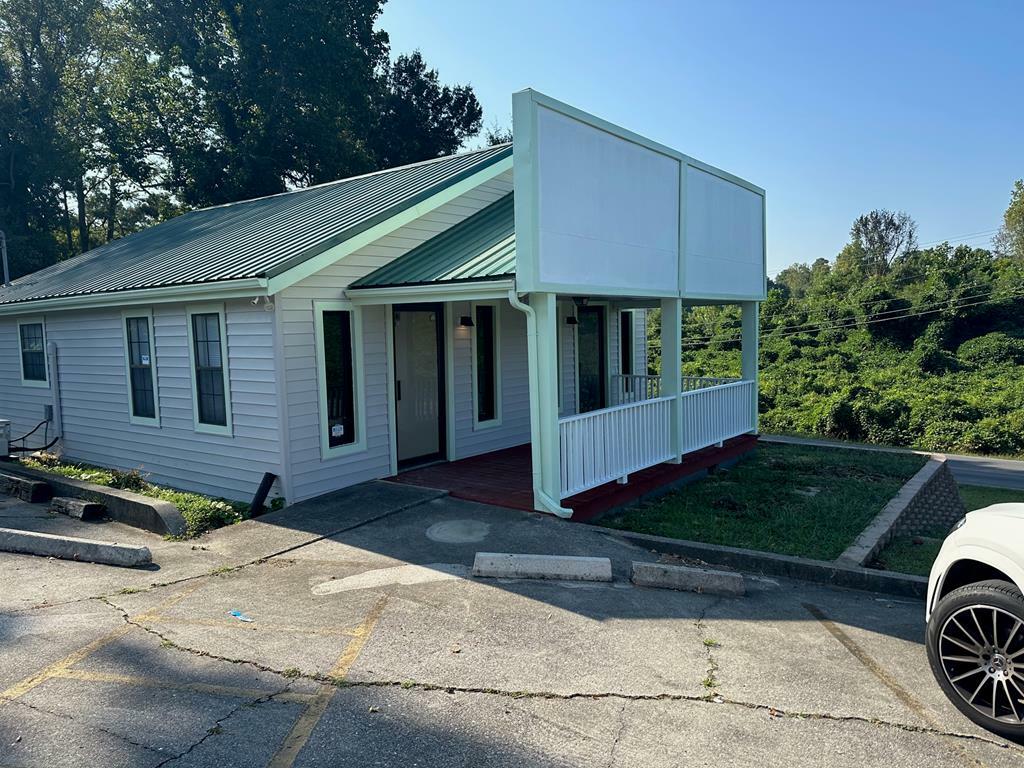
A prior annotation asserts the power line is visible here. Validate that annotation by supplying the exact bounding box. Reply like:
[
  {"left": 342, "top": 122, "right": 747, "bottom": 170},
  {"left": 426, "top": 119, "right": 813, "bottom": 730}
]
[{"left": 680, "top": 285, "right": 1024, "bottom": 347}]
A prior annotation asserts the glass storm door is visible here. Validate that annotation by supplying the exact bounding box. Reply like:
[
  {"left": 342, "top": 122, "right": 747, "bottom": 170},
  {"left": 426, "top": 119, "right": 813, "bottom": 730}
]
[
  {"left": 577, "top": 305, "right": 607, "bottom": 413},
  {"left": 393, "top": 304, "right": 445, "bottom": 466}
]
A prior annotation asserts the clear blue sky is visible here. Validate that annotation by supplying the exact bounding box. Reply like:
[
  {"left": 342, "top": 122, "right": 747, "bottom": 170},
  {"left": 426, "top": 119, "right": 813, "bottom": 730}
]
[{"left": 378, "top": 0, "right": 1023, "bottom": 274}]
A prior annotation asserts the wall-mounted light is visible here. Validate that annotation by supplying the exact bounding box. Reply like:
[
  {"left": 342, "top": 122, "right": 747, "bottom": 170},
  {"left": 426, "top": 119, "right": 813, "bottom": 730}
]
[
  {"left": 572, "top": 296, "right": 590, "bottom": 309},
  {"left": 566, "top": 315, "right": 579, "bottom": 326},
  {"left": 459, "top": 315, "right": 475, "bottom": 327}
]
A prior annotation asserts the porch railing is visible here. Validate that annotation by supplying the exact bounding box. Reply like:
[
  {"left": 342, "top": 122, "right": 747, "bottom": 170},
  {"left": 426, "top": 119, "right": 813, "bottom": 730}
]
[
  {"left": 679, "top": 379, "right": 756, "bottom": 455},
  {"left": 558, "top": 395, "right": 675, "bottom": 498},
  {"left": 609, "top": 374, "right": 740, "bottom": 404},
  {"left": 609, "top": 374, "right": 662, "bottom": 405},
  {"left": 558, "top": 379, "right": 756, "bottom": 498}
]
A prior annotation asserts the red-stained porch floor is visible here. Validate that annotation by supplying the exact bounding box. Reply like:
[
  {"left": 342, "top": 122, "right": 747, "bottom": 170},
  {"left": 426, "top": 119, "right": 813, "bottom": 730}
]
[{"left": 391, "top": 433, "right": 758, "bottom": 521}]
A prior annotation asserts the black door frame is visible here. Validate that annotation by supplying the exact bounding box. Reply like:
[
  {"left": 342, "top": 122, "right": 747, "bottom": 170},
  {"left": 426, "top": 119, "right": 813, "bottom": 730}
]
[{"left": 393, "top": 302, "right": 447, "bottom": 469}]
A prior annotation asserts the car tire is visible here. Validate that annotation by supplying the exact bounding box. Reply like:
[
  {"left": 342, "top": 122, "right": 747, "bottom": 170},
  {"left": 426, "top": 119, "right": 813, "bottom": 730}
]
[{"left": 927, "top": 579, "right": 1024, "bottom": 742}]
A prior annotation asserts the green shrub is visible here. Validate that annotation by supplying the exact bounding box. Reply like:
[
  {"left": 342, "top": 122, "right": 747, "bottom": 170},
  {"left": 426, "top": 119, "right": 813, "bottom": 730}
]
[{"left": 957, "top": 332, "right": 1024, "bottom": 367}]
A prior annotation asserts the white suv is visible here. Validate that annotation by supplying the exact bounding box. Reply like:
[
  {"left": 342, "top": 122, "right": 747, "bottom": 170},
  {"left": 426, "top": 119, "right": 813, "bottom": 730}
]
[{"left": 927, "top": 503, "right": 1024, "bottom": 740}]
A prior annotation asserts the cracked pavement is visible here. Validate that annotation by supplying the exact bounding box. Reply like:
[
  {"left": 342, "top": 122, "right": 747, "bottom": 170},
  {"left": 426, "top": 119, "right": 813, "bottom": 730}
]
[{"left": 1, "top": 482, "right": 1023, "bottom": 767}]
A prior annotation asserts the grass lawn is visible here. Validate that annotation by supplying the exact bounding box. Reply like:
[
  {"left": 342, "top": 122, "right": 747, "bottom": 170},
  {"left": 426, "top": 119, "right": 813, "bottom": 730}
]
[
  {"left": 599, "top": 443, "right": 927, "bottom": 561},
  {"left": 874, "top": 485, "right": 1024, "bottom": 576}
]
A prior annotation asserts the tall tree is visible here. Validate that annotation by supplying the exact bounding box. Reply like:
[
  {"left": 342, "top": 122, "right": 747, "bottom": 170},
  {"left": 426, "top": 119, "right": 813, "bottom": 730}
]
[
  {"left": 849, "top": 209, "right": 918, "bottom": 276},
  {"left": 994, "top": 179, "right": 1024, "bottom": 261}
]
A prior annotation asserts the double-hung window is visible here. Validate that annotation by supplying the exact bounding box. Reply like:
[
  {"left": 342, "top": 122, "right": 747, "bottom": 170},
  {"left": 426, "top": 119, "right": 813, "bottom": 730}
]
[
  {"left": 18, "top": 318, "right": 47, "bottom": 386},
  {"left": 315, "top": 301, "right": 364, "bottom": 458},
  {"left": 123, "top": 312, "right": 160, "bottom": 425},
  {"left": 472, "top": 302, "right": 500, "bottom": 427},
  {"left": 188, "top": 308, "right": 232, "bottom": 435}
]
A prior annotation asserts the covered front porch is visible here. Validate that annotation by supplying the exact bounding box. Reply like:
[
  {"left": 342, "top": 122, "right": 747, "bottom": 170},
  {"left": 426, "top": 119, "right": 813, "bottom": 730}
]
[{"left": 391, "top": 433, "right": 757, "bottom": 520}]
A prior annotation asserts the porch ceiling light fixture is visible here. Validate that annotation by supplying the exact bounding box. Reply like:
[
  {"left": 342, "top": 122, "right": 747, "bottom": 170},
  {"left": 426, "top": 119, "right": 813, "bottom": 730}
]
[
  {"left": 459, "top": 315, "right": 474, "bottom": 327},
  {"left": 572, "top": 296, "right": 589, "bottom": 308}
]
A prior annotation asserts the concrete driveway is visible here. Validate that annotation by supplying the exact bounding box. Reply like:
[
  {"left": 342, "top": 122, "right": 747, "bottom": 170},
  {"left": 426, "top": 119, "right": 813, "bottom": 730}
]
[{"left": 0, "top": 482, "right": 1021, "bottom": 767}]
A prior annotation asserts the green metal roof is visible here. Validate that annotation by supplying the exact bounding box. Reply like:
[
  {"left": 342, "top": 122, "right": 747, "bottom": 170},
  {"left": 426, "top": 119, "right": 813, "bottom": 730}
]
[
  {"left": 351, "top": 193, "right": 515, "bottom": 289},
  {"left": 0, "top": 144, "right": 511, "bottom": 307}
]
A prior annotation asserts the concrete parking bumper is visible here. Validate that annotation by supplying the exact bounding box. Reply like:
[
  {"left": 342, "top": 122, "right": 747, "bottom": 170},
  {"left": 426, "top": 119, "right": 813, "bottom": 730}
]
[
  {"left": 631, "top": 561, "right": 745, "bottom": 596},
  {"left": 472, "top": 552, "right": 613, "bottom": 582},
  {"left": 0, "top": 527, "right": 152, "bottom": 567}
]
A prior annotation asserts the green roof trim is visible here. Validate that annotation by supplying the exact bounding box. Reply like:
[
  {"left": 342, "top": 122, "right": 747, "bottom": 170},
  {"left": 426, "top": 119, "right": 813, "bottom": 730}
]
[
  {"left": 351, "top": 194, "right": 515, "bottom": 289},
  {"left": 0, "top": 144, "right": 511, "bottom": 307}
]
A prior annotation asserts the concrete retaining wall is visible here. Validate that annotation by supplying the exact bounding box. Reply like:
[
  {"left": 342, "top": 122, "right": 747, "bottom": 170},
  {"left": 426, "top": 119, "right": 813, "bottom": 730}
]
[{"left": 838, "top": 457, "right": 966, "bottom": 567}]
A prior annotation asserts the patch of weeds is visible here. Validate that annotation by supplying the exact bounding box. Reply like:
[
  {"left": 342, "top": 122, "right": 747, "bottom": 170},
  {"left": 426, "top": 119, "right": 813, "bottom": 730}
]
[
  {"left": 702, "top": 638, "right": 720, "bottom": 648},
  {"left": 207, "top": 725, "right": 224, "bottom": 736},
  {"left": 20, "top": 454, "right": 249, "bottom": 538},
  {"left": 281, "top": 667, "right": 302, "bottom": 679},
  {"left": 400, "top": 680, "right": 415, "bottom": 690},
  {"left": 209, "top": 566, "right": 235, "bottom": 576},
  {"left": 118, "top": 587, "right": 141, "bottom": 595},
  {"left": 160, "top": 639, "right": 174, "bottom": 649}
]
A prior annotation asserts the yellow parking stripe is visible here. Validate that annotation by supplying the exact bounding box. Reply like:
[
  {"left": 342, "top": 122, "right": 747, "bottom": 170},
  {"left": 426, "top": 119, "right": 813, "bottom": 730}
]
[
  {"left": 54, "top": 669, "right": 314, "bottom": 703},
  {"left": 267, "top": 595, "right": 389, "bottom": 768},
  {"left": 0, "top": 582, "right": 202, "bottom": 703}
]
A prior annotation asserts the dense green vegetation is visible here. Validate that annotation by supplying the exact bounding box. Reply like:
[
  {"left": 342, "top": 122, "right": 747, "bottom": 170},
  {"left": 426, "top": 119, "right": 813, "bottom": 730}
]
[
  {"left": 21, "top": 454, "right": 252, "bottom": 537},
  {"left": 600, "top": 443, "right": 926, "bottom": 561},
  {"left": 650, "top": 188, "right": 1024, "bottom": 457},
  {"left": 0, "top": 0, "right": 490, "bottom": 278}
]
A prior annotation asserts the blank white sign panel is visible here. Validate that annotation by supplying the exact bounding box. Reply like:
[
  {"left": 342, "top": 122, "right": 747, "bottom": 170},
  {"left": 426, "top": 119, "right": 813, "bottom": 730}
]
[
  {"left": 684, "top": 166, "right": 765, "bottom": 298},
  {"left": 534, "top": 106, "right": 680, "bottom": 292}
]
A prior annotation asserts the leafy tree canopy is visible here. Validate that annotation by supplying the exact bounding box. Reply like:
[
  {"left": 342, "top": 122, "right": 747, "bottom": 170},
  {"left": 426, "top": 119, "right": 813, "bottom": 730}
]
[{"left": 0, "top": 0, "right": 483, "bottom": 277}]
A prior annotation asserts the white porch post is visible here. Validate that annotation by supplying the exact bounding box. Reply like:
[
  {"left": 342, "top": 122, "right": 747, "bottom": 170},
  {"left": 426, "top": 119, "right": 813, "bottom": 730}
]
[
  {"left": 533, "top": 292, "right": 564, "bottom": 509},
  {"left": 661, "top": 298, "right": 683, "bottom": 462},
  {"left": 741, "top": 301, "right": 760, "bottom": 433}
]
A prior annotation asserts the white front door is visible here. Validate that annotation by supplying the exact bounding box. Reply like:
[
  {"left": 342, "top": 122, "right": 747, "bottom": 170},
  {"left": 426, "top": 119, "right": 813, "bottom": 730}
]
[{"left": 393, "top": 304, "right": 445, "bottom": 466}]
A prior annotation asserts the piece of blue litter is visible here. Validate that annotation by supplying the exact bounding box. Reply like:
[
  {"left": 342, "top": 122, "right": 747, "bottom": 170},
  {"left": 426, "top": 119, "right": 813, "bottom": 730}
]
[{"left": 229, "top": 610, "right": 254, "bottom": 623}]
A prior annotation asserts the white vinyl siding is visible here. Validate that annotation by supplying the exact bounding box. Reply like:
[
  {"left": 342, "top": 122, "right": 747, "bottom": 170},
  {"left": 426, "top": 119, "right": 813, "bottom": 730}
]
[
  {"left": 1, "top": 302, "right": 281, "bottom": 501},
  {"left": 1, "top": 318, "right": 54, "bottom": 440},
  {"left": 279, "top": 173, "right": 513, "bottom": 503},
  {"left": 450, "top": 300, "right": 530, "bottom": 459}
]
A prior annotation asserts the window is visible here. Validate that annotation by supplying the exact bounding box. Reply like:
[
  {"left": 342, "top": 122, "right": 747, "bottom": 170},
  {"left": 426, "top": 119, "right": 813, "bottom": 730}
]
[
  {"left": 187, "top": 308, "right": 232, "bottom": 434},
  {"left": 315, "top": 301, "right": 364, "bottom": 458},
  {"left": 620, "top": 310, "right": 634, "bottom": 392},
  {"left": 18, "top": 320, "right": 47, "bottom": 385},
  {"left": 123, "top": 313, "right": 159, "bottom": 424},
  {"left": 323, "top": 310, "right": 356, "bottom": 448},
  {"left": 472, "top": 302, "right": 500, "bottom": 427}
]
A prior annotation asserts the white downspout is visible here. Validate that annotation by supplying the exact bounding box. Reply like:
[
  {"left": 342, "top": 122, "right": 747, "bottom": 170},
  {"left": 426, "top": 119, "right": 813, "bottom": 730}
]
[{"left": 507, "top": 287, "right": 572, "bottom": 518}]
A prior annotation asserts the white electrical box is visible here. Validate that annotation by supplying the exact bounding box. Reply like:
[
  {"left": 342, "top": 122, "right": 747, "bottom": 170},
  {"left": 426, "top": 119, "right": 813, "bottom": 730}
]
[{"left": 0, "top": 419, "right": 10, "bottom": 458}]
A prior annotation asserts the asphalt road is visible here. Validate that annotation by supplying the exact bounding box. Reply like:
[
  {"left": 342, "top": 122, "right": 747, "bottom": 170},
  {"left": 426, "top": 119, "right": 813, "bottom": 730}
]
[
  {"left": 762, "top": 434, "right": 1024, "bottom": 490},
  {"left": 1, "top": 483, "right": 1022, "bottom": 767}
]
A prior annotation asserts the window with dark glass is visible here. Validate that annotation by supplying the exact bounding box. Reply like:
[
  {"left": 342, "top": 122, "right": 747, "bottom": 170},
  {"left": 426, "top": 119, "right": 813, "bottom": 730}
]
[
  {"left": 126, "top": 317, "right": 156, "bottom": 419},
  {"left": 475, "top": 304, "right": 496, "bottom": 422},
  {"left": 19, "top": 323, "right": 46, "bottom": 382},
  {"left": 191, "top": 313, "right": 227, "bottom": 427},
  {"left": 323, "top": 310, "right": 355, "bottom": 447},
  {"left": 620, "top": 311, "right": 634, "bottom": 381}
]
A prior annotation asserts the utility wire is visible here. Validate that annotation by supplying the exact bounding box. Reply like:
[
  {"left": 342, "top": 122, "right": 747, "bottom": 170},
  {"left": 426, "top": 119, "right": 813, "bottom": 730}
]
[{"left": 680, "top": 285, "right": 1024, "bottom": 347}]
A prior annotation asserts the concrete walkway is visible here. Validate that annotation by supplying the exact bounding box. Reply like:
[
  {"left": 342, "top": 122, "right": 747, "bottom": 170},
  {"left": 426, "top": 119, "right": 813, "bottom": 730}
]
[{"left": 1, "top": 483, "right": 1021, "bottom": 767}]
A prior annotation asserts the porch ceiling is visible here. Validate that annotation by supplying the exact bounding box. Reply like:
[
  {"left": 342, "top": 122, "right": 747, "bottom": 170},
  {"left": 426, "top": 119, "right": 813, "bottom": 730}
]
[{"left": 350, "top": 194, "right": 515, "bottom": 290}]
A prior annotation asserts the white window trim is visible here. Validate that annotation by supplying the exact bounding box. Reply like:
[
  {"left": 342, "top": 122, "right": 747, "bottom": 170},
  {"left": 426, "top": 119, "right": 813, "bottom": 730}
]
[
  {"left": 470, "top": 300, "right": 502, "bottom": 430},
  {"left": 17, "top": 316, "right": 49, "bottom": 388},
  {"left": 122, "top": 309, "right": 161, "bottom": 427},
  {"left": 314, "top": 299, "right": 366, "bottom": 459},
  {"left": 186, "top": 304, "right": 233, "bottom": 437}
]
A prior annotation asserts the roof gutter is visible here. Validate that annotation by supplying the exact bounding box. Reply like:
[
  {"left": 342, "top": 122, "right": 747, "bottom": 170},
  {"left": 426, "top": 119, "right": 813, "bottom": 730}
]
[
  {"left": 0, "top": 277, "right": 269, "bottom": 317},
  {"left": 346, "top": 279, "right": 514, "bottom": 305}
]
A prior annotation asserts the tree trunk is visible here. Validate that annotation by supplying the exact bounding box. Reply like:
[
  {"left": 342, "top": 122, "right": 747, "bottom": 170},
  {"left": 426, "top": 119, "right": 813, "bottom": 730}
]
[
  {"left": 106, "top": 170, "right": 116, "bottom": 242},
  {"left": 61, "top": 190, "right": 75, "bottom": 258},
  {"left": 75, "top": 177, "right": 89, "bottom": 253}
]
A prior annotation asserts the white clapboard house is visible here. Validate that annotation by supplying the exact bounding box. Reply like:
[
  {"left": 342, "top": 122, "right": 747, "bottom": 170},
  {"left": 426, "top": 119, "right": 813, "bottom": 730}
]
[{"left": 0, "top": 91, "right": 765, "bottom": 517}]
